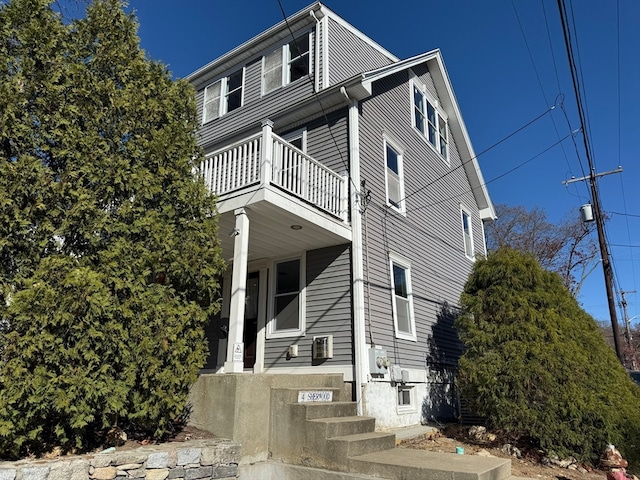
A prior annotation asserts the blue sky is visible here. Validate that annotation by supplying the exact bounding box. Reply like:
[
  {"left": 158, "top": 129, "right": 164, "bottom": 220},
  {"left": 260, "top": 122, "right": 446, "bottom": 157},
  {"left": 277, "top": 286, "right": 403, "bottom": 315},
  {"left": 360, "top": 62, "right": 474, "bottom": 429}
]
[{"left": 110, "top": 0, "right": 639, "bottom": 325}]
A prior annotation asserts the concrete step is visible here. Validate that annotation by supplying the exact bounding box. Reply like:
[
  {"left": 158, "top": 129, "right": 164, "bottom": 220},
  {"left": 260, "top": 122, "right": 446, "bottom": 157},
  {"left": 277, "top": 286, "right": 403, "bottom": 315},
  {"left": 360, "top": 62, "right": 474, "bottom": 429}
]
[
  {"left": 240, "top": 461, "right": 393, "bottom": 480},
  {"left": 308, "top": 416, "right": 377, "bottom": 439},
  {"left": 269, "top": 373, "right": 346, "bottom": 391},
  {"left": 327, "top": 431, "right": 397, "bottom": 460},
  {"left": 299, "top": 401, "right": 358, "bottom": 420},
  {"left": 349, "top": 448, "right": 512, "bottom": 480}
]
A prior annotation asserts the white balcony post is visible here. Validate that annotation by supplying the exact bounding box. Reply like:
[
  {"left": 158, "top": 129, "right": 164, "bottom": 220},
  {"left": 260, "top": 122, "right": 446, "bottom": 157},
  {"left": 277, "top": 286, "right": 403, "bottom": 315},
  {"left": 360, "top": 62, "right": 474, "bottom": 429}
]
[
  {"left": 260, "top": 119, "right": 274, "bottom": 186},
  {"left": 340, "top": 172, "right": 349, "bottom": 222},
  {"left": 224, "top": 208, "right": 250, "bottom": 374}
]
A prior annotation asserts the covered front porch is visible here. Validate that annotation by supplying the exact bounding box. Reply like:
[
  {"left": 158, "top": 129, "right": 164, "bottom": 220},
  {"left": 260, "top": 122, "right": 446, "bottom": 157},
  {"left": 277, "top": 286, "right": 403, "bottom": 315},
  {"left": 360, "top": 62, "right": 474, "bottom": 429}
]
[{"left": 199, "top": 120, "right": 352, "bottom": 374}]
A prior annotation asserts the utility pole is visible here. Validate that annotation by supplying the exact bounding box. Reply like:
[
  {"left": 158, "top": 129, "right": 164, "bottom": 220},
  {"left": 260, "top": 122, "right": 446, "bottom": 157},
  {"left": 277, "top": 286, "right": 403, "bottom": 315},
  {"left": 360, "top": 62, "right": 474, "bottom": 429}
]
[
  {"left": 558, "top": 0, "right": 624, "bottom": 364},
  {"left": 563, "top": 166, "right": 624, "bottom": 364},
  {"left": 620, "top": 290, "right": 636, "bottom": 347}
]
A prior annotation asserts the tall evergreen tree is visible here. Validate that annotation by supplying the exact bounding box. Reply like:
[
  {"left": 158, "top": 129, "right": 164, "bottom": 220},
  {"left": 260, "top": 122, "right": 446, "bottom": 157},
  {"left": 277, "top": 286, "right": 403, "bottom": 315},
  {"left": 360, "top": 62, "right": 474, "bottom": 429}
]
[
  {"left": 0, "top": 0, "right": 224, "bottom": 458},
  {"left": 456, "top": 247, "right": 640, "bottom": 463}
]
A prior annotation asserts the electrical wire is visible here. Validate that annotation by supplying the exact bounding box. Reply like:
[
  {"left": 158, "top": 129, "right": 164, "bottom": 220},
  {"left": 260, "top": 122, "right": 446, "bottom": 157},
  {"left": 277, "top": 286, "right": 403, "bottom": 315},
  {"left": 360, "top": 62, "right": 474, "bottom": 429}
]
[
  {"left": 401, "top": 105, "right": 556, "bottom": 204},
  {"left": 406, "top": 130, "right": 574, "bottom": 214},
  {"left": 275, "top": 0, "right": 356, "bottom": 192},
  {"left": 614, "top": 0, "right": 638, "bottom": 306}
]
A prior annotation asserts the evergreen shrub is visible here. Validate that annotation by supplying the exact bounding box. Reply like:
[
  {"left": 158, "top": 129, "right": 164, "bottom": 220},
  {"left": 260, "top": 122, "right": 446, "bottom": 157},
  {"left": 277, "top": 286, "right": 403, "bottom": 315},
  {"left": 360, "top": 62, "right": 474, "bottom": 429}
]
[
  {"left": 0, "top": 0, "right": 225, "bottom": 458},
  {"left": 457, "top": 247, "right": 640, "bottom": 463}
]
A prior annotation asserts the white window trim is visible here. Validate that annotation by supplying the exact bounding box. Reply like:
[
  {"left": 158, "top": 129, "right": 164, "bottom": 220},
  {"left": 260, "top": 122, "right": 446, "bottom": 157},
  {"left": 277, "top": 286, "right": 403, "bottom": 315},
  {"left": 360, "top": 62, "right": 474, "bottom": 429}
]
[
  {"left": 266, "top": 253, "right": 306, "bottom": 339},
  {"left": 282, "top": 127, "right": 308, "bottom": 153},
  {"left": 396, "top": 385, "right": 416, "bottom": 414},
  {"left": 383, "top": 136, "right": 406, "bottom": 214},
  {"left": 202, "top": 67, "right": 245, "bottom": 124},
  {"left": 409, "top": 76, "right": 449, "bottom": 165},
  {"left": 262, "top": 32, "right": 312, "bottom": 96},
  {"left": 461, "top": 206, "right": 475, "bottom": 260},
  {"left": 389, "top": 252, "right": 416, "bottom": 341}
]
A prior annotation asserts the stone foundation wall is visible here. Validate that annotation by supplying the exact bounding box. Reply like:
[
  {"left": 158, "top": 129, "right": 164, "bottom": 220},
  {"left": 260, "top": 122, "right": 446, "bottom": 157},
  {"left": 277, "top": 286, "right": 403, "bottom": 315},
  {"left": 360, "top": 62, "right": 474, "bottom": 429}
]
[{"left": 0, "top": 438, "right": 240, "bottom": 480}]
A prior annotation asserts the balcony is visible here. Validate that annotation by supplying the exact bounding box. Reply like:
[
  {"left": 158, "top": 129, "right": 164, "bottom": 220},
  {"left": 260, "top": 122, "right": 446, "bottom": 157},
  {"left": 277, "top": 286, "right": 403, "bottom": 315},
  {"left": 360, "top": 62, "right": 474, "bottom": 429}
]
[
  {"left": 200, "top": 121, "right": 348, "bottom": 221},
  {"left": 199, "top": 120, "right": 351, "bottom": 263}
]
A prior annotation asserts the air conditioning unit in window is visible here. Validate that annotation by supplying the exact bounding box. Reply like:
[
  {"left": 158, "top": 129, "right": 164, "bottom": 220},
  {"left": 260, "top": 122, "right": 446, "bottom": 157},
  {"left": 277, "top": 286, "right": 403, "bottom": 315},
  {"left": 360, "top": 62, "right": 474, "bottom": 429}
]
[{"left": 313, "top": 335, "right": 333, "bottom": 360}]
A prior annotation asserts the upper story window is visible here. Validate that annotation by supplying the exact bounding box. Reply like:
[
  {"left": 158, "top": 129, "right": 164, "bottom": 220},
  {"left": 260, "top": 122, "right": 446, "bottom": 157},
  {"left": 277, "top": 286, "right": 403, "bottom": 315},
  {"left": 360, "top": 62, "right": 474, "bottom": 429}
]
[
  {"left": 262, "top": 33, "right": 310, "bottom": 95},
  {"left": 203, "top": 68, "right": 244, "bottom": 123},
  {"left": 412, "top": 80, "right": 449, "bottom": 163},
  {"left": 461, "top": 207, "right": 474, "bottom": 259},
  {"left": 389, "top": 253, "right": 416, "bottom": 341},
  {"left": 282, "top": 127, "right": 307, "bottom": 153},
  {"left": 384, "top": 138, "right": 405, "bottom": 213}
]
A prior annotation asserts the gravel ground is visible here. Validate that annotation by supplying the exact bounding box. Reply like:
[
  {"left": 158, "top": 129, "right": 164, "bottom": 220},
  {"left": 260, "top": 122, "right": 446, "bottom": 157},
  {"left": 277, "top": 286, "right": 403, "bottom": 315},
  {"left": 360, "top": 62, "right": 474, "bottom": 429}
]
[{"left": 398, "top": 426, "right": 611, "bottom": 480}]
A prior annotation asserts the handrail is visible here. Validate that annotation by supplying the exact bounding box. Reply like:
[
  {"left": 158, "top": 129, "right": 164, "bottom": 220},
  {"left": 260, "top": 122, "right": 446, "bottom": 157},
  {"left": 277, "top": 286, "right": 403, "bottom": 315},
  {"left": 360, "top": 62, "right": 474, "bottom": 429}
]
[{"left": 200, "top": 130, "right": 347, "bottom": 221}]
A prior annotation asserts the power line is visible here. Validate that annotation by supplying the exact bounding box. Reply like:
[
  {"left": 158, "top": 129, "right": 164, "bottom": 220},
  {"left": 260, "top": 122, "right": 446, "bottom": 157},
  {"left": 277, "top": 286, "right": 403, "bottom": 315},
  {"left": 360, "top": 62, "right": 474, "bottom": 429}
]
[
  {"left": 275, "top": 0, "right": 354, "bottom": 189},
  {"left": 406, "top": 130, "right": 574, "bottom": 214},
  {"left": 401, "top": 105, "right": 556, "bottom": 204},
  {"left": 609, "top": 211, "right": 640, "bottom": 219},
  {"left": 557, "top": 0, "right": 624, "bottom": 363}
]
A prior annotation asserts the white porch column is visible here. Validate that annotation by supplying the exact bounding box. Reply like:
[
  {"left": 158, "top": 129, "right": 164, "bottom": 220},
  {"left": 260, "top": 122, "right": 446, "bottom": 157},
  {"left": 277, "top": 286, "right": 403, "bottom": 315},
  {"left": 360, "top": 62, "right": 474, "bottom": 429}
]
[
  {"left": 260, "top": 119, "right": 274, "bottom": 187},
  {"left": 224, "top": 207, "right": 250, "bottom": 373}
]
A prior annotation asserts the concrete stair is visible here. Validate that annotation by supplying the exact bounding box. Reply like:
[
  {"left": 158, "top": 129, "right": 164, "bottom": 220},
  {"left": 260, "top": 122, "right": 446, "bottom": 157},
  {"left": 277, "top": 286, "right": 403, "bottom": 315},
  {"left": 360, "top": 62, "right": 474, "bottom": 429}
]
[
  {"left": 268, "top": 381, "right": 513, "bottom": 479},
  {"left": 350, "top": 448, "right": 512, "bottom": 480}
]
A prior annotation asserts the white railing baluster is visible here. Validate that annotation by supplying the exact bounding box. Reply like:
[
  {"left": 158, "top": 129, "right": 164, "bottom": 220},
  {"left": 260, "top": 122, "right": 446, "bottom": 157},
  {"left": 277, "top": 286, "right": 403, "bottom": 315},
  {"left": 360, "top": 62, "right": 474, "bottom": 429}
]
[{"left": 199, "top": 130, "right": 347, "bottom": 220}]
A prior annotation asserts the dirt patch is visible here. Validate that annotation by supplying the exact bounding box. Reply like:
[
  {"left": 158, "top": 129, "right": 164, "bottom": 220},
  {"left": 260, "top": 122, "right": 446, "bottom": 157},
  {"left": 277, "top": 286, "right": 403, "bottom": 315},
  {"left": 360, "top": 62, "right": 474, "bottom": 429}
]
[
  {"left": 398, "top": 425, "right": 610, "bottom": 480},
  {"left": 38, "top": 425, "right": 217, "bottom": 459},
  {"left": 99, "top": 425, "right": 216, "bottom": 453}
]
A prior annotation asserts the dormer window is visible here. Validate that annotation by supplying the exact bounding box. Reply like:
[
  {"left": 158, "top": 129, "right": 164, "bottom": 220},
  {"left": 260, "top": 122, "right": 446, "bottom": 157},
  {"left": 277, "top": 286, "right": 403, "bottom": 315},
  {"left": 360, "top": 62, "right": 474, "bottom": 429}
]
[
  {"left": 203, "top": 68, "right": 244, "bottom": 123},
  {"left": 262, "top": 33, "right": 310, "bottom": 95},
  {"left": 412, "top": 80, "right": 449, "bottom": 164}
]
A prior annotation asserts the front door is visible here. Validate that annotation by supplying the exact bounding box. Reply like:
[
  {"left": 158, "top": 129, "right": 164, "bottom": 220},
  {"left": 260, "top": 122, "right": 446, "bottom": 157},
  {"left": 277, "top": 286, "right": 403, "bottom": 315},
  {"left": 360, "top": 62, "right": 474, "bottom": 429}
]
[{"left": 243, "top": 271, "right": 259, "bottom": 369}]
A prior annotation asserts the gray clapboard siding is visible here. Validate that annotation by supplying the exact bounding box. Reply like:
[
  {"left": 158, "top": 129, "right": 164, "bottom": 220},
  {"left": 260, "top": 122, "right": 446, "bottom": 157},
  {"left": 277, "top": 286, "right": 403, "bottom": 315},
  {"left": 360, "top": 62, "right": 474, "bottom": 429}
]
[
  {"left": 327, "top": 18, "right": 393, "bottom": 86},
  {"left": 301, "top": 107, "right": 349, "bottom": 174},
  {"left": 195, "top": 29, "right": 317, "bottom": 151},
  {"left": 263, "top": 244, "right": 353, "bottom": 368},
  {"left": 357, "top": 64, "right": 480, "bottom": 371}
]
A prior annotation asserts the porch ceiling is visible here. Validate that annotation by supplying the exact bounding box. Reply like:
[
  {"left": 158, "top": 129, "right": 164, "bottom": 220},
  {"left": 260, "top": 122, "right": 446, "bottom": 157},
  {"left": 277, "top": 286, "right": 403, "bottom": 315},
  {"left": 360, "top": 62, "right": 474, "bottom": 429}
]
[{"left": 216, "top": 200, "right": 351, "bottom": 264}]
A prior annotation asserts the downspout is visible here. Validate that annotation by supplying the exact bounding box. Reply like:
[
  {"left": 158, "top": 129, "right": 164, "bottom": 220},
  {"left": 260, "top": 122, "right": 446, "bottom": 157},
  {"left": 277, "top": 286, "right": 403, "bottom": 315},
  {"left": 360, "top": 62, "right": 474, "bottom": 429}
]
[
  {"left": 343, "top": 86, "right": 367, "bottom": 416},
  {"left": 310, "top": 9, "right": 323, "bottom": 92}
]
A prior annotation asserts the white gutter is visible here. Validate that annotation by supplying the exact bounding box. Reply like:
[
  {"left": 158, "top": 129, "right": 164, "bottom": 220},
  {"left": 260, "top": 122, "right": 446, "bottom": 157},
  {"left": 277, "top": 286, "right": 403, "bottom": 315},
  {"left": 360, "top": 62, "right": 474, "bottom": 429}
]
[{"left": 344, "top": 88, "right": 367, "bottom": 416}]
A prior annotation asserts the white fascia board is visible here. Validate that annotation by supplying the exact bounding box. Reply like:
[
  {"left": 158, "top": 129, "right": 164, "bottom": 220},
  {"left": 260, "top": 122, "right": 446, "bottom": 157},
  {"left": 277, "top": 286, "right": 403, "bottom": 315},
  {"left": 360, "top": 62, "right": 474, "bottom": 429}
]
[
  {"left": 319, "top": 5, "right": 399, "bottom": 63},
  {"left": 479, "top": 206, "right": 496, "bottom": 221},
  {"left": 426, "top": 52, "right": 496, "bottom": 220},
  {"left": 360, "top": 50, "right": 440, "bottom": 92}
]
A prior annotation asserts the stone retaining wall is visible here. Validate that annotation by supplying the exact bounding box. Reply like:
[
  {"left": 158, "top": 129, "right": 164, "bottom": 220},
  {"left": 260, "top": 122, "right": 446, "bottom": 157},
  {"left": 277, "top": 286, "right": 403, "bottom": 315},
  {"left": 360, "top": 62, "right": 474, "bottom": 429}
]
[{"left": 0, "top": 438, "right": 240, "bottom": 480}]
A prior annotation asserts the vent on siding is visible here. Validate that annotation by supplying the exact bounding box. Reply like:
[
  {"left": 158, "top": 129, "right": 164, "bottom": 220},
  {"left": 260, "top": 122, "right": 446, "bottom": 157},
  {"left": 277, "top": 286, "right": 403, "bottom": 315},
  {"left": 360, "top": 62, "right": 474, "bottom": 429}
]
[{"left": 312, "top": 335, "right": 333, "bottom": 360}]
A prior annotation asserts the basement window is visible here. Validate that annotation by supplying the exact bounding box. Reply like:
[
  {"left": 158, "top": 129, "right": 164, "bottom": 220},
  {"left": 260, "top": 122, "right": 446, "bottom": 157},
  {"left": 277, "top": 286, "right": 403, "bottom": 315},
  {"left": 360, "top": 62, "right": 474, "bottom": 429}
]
[{"left": 397, "top": 385, "right": 415, "bottom": 413}]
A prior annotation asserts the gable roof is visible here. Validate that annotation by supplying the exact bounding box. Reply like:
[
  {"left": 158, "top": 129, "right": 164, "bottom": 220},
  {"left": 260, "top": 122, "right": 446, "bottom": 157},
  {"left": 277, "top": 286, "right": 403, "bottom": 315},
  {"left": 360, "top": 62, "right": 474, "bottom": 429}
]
[{"left": 344, "top": 51, "right": 495, "bottom": 220}]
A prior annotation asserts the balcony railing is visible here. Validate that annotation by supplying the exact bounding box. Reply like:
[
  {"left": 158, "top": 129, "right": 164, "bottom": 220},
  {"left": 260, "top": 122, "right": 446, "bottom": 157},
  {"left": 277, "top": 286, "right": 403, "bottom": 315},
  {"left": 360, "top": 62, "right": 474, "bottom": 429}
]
[{"left": 200, "top": 120, "right": 348, "bottom": 221}]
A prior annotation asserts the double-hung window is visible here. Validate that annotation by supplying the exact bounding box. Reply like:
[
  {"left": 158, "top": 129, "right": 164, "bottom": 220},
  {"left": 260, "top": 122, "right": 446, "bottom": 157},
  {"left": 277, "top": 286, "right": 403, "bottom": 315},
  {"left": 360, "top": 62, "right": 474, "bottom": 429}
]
[
  {"left": 263, "top": 33, "right": 310, "bottom": 95},
  {"left": 384, "top": 139, "right": 405, "bottom": 213},
  {"left": 203, "top": 68, "right": 244, "bottom": 123},
  {"left": 461, "top": 207, "right": 474, "bottom": 259},
  {"left": 268, "top": 256, "right": 305, "bottom": 337},
  {"left": 412, "top": 81, "right": 449, "bottom": 163},
  {"left": 389, "top": 253, "right": 416, "bottom": 341}
]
